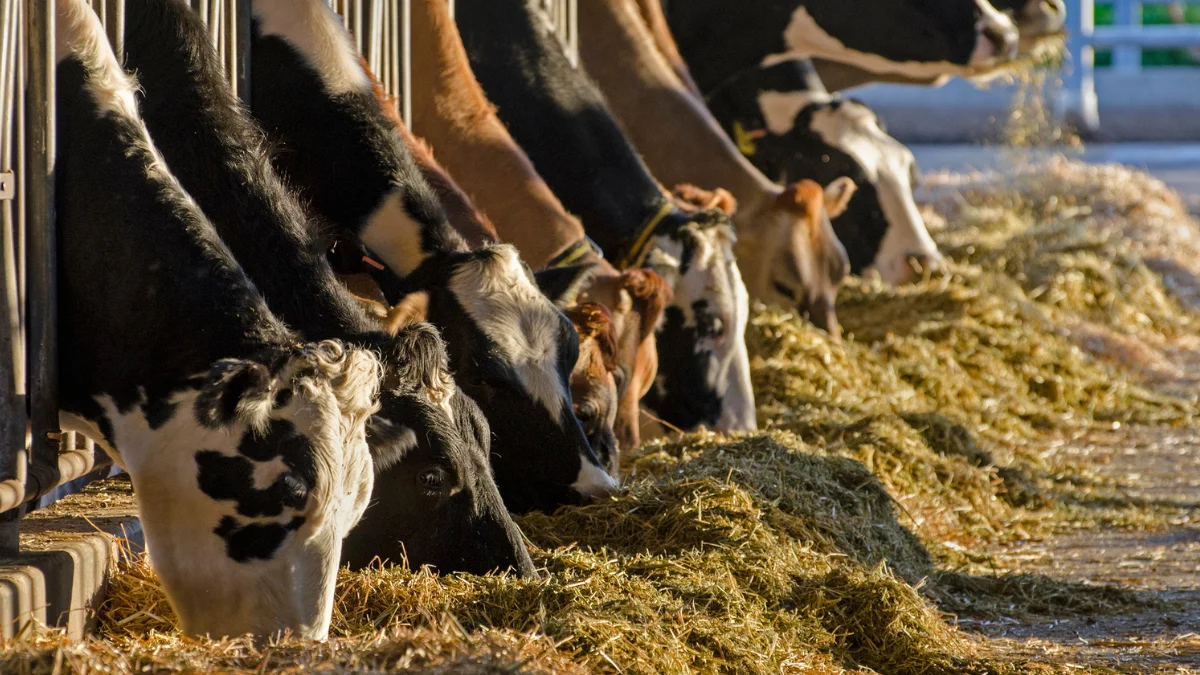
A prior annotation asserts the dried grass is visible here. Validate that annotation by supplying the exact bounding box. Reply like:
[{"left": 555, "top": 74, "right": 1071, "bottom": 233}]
[{"left": 3, "top": 158, "right": 1197, "bottom": 674}]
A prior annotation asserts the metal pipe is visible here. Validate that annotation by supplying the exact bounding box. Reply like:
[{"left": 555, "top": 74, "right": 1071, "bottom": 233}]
[
  {"left": 400, "top": 0, "right": 410, "bottom": 126},
  {"left": 105, "top": 0, "right": 123, "bottom": 57},
  {"left": 0, "top": 0, "right": 23, "bottom": 551},
  {"left": 25, "top": 0, "right": 61, "bottom": 511},
  {"left": 237, "top": 0, "right": 251, "bottom": 104}
]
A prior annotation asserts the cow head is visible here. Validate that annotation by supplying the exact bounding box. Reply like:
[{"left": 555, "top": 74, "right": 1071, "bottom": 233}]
[
  {"left": 991, "top": 0, "right": 1066, "bottom": 48},
  {"left": 562, "top": 303, "right": 622, "bottom": 474},
  {"left": 412, "top": 245, "right": 616, "bottom": 514},
  {"left": 341, "top": 323, "right": 535, "bottom": 577},
  {"left": 637, "top": 205, "right": 756, "bottom": 433},
  {"left": 96, "top": 341, "right": 379, "bottom": 640},
  {"left": 750, "top": 91, "right": 941, "bottom": 286},
  {"left": 580, "top": 267, "right": 671, "bottom": 453},
  {"left": 783, "top": 0, "right": 1018, "bottom": 75}
]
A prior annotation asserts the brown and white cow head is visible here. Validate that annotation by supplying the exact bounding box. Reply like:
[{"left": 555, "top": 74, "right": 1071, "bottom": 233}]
[
  {"left": 679, "top": 182, "right": 851, "bottom": 338},
  {"left": 563, "top": 303, "right": 622, "bottom": 474},
  {"left": 636, "top": 204, "right": 756, "bottom": 434},
  {"left": 580, "top": 267, "right": 672, "bottom": 453},
  {"left": 71, "top": 341, "right": 380, "bottom": 640}
]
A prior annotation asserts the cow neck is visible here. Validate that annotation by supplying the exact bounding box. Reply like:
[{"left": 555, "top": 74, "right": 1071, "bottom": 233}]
[
  {"left": 56, "top": 56, "right": 293, "bottom": 413},
  {"left": 409, "top": 0, "right": 585, "bottom": 269},
  {"left": 122, "top": 0, "right": 379, "bottom": 343},
  {"left": 454, "top": 0, "right": 679, "bottom": 264},
  {"left": 663, "top": 0, "right": 795, "bottom": 95},
  {"left": 248, "top": 1, "right": 468, "bottom": 282},
  {"left": 578, "top": 0, "right": 781, "bottom": 226}
]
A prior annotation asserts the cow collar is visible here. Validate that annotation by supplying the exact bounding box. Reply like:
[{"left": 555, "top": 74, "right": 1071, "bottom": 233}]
[
  {"left": 546, "top": 235, "right": 605, "bottom": 269},
  {"left": 618, "top": 199, "right": 676, "bottom": 270}
]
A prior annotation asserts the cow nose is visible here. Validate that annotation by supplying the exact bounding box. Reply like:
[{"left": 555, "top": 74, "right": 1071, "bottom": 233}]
[
  {"left": 1029, "top": 0, "right": 1067, "bottom": 33},
  {"left": 803, "top": 296, "right": 842, "bottom": 341}
]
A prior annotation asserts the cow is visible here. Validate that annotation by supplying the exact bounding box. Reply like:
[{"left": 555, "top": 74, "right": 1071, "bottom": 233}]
[
  {"left": 807, "top": 0, "right": 1068, "bottom": 91},
  {"left": 660, "top": 0, "right": 1019, "bottom": 96},
  {"left": 454, "top": 0, "right": 758, "bottom": 434},
  {"left": 405, "top": 0, "right": 670, "bottom": 455},
  {"left": 54, "top": 0, "right": 379, "bottom": 638},
  {"left": 702, "top": 59, "right": 942, "bottom": 285},
  {"left": 578, "top": 0, "right": 852, "bottom": 334},
  {"left": 245, "top": 0, "right": 615, "bottom": 514},
  {"left": 120, "top": 0, "right": 535, "bottom": 577},
  {"left": 563, "top": 303, "right": 621, "bottom": 473}
]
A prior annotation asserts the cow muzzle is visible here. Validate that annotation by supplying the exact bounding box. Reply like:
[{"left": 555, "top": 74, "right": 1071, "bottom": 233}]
[{"left": 971, "top": 5, "right": 1020, "bottom": 64}]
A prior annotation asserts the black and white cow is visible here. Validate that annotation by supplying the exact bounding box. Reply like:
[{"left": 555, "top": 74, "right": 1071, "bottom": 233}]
[
  {"left": 455, "top": 0, "right": 756, "bottom": 433},
  {"left": 54, "top": 0, "right": 379, "bottom": 638},
  {"left": 120, "top": 0, "right": 536, "bottom": 576},
  {"left": 661, "top": 0, "right": 1019, "bottom": 96},
  {"left": 706, "top": 59, "right": 940, "bottom": 285},
  {"left": 808, "top": 0, "right": 1068, "bottom": 91},
  {"left": 243, "top": 0, "right": 615, "bottom": 515}
]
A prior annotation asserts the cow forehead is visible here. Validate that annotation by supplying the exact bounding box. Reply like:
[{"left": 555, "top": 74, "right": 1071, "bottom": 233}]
[
  {"left": 448, "top": 247, "right": 571, "bottom": 421},
  {"left": 808, "top": 104, "right": 909, "bottom": 186},
  {"left": 649, "top": 229, "right": 738, "bottom": 326}
]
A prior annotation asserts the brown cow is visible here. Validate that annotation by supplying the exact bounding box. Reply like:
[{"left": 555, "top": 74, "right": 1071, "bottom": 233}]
[
  {"left": 407, "top": 0, "right": 671, "bottom": 453},
  {"left": 579, "top": 0, "right": 851, "bottom": 335}
]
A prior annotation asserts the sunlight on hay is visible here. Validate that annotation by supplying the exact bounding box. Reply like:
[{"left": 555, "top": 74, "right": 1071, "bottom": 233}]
[{"left": 3, "top": 157, "right": 1198, "bottom": 674}]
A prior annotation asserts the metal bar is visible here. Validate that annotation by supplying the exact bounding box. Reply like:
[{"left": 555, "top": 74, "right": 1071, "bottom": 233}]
[
  {"left": 1089, "top": 24, "right": 1200, "bottom": 46},
  {"left": 25, "top": 0, "right": 61, "bottom": 510},
  {"left": 105, "top": 0, "right": 123, "bottom": 58},
  {"left": 0, "top": 0, "right": 23, "bottom": 552},
  {"left": 1111, "top": 0, "right": 1141, "bottom": 71},
  {"left": 400, "top": 0, "right": 411, "bottom": 126},
  {"left": 1059, "top": 0, "right": 1099, "bottom": 132},
  {"left": 237, "top": 0, "right": 251, "bottom": 104}
]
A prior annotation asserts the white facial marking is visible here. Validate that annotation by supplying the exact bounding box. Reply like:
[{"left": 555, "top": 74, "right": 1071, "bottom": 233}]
[
  {"left": 449, "top": 245, "right": 571, "bottom": 423},
  {"left": 769, "top": 6, "right": 985, "bottom": 79},
  {"left": 806, "top": 102, "right": 940, "bottom": 285},
  {"left": 644, "top": 227, "right": 756, "bottom": 432},
  {"left": 359, "top": 192, "right": 428, "bottom": 278},
  {"left": 252, "top": 0, "right": 371, "bottom": 94},
  {"left": 758, "top": 90, "right": 824, "bottom": 136},
  {"left": 571, "top": 455, "right": 619, "bottom": 499},
  {"left": 971, "top": 0, "right": 1019, "bottom": 64}
]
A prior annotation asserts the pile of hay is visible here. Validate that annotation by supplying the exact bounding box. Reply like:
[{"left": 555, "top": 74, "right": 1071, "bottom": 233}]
[{"left": 3, "top": 157, "right": 1195, "bottom": 674}]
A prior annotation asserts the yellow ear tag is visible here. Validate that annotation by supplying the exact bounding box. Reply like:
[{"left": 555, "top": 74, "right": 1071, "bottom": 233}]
[{"left": 733, "top": 120, "right": 758, "bottom": 157}]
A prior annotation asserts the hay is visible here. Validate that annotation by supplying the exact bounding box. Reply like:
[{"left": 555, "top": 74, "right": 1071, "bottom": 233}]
[{"left": 4, "top": 158, "right": 1198, "bottom": 675}]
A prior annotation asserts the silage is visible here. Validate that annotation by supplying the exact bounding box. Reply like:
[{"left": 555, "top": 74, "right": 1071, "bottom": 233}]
[{"left": 4, "top": 158, "right": 1198, "bottom": 674}]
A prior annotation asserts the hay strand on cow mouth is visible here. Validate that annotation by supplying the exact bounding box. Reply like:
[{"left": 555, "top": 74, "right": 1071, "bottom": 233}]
[{"left": 5, "top": 157, "right": 1199, "bottom": 674}]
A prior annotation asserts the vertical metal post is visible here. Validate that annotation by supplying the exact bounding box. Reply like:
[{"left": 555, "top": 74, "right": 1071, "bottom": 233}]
[
  {"left": 400, "top": 0, "right": 411, "bottom": 126},
  {"left": 105, "top": 0, "right": 123, "bottom": 61},
  {"left": 447, "top": 0, "right": 454, "bottom": 19},
  {"left": 1059, "top": 0, "right": 1099, "bottom": 132},
  {"left": 236, "top": 0, "right": 252, "bottom": 104},
  {"left": 1112, "top": 0, "right": 1141, "bottom": 72},
  {"left": 25, "top": 0, "right": 60, "bottom": 503},
  {"left": 0, "top": 0, "right": 25, "bottom": 554}
]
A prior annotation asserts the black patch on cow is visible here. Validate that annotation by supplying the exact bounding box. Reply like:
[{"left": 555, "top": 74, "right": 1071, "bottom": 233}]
[
  {"left": 213, "top": 515, "right": 305, "bottom": 563},
  {"left": 142, "top": 396, "right": 178, "bottom": 431},
  {"left": 195, "top": 448, "right": 309, "bottom": 518},
  {"left": 273, "top": 387, "right": 293, "bottom": 410},
  {"left": 193, "top": 361, "right": 271, "bottom": 429}
]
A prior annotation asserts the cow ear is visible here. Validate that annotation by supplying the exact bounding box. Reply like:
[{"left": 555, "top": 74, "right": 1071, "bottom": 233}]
[
  {"left": 385, "top": 291, "right": 429, "bottom": 335},
  {"left": 194, "top": 359, "right": 275, "bottom": 430},
  {"left": 823, "top": 177, "right": 858, "bottom": 219},
  {"left": 534, "top": 263, "right": 598, "bottom": 309}
]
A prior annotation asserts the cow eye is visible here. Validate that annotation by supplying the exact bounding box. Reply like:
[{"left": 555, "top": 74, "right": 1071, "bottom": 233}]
[
  {"left": 419, "top": 467, "right": 449, "bottom": 494},
  {"left": 576, "top": 402, "right": 598, "bottom": 423}
]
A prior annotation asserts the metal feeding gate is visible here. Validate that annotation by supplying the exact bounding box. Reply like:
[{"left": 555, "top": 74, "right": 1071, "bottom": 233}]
[{"left": 0, "top": 0, "right": 577, "bottom": 556}]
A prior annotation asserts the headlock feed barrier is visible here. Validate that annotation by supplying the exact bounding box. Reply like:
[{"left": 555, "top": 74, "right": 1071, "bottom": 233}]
[{"left": 0, "top": 0, "right": 578, "bottom": 554}]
